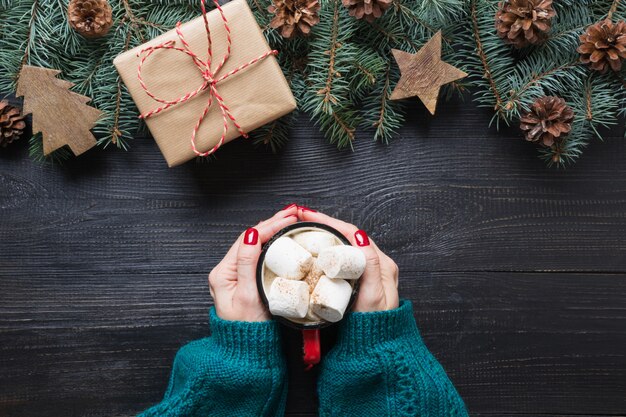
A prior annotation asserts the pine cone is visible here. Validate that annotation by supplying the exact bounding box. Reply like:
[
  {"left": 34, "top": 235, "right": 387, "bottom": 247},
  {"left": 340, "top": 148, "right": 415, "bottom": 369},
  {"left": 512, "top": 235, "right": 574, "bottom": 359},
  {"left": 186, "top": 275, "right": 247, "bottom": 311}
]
[
  {"left": 68, "top": 0, "right": 113, "bottom": 38},
  {"left": 268, "top": 0, "right": 320, "bottom": 39},
  {"left": 520, "top": 96, "right": 573, "bottom": 147},
  {"left": 342, "top": 0, "right": 391, "bottom": 22},
  {"left": 495, "top": 0, "right": 555, "bottom": 48},
  {"left": 578, "top": 19, "right": 626, "bottom": 73},
  {"left": 0, "top": 100, "right": 26, "bottom": 148}
]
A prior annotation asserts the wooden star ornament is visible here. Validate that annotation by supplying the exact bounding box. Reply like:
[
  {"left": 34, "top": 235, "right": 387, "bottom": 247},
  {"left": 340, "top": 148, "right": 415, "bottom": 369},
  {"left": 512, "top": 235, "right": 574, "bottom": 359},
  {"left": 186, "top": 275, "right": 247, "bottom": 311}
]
[{"left": 390, "top": 31, "right": 467, "bottom": 115}]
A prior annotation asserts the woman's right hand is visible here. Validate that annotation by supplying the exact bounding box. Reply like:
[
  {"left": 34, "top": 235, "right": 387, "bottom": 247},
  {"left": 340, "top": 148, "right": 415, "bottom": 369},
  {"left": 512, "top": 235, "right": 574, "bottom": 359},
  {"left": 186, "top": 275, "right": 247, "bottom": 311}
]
[
  {"left": 299, "top": 208, "right": 399, "bottom": 312},
  {"left": 208, "top": 205, "right": 299, "bottom": 322}
]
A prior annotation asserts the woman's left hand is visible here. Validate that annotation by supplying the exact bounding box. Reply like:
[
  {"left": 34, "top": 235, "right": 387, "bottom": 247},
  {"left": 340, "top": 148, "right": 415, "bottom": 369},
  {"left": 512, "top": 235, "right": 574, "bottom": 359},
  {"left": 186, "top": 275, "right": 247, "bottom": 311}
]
[{"left": 208, "top": 205, "right": 299, "bottom": 322}]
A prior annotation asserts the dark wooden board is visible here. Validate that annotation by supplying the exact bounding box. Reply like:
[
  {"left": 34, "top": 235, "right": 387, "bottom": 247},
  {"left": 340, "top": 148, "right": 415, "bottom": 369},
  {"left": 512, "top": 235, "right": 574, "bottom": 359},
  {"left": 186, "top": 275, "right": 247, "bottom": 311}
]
[
  {"left": 1, "top": 271, "right": 625, "bottom": 415},
  {"left": 1, "top": 98, "right": 626, "bottom": 416}
]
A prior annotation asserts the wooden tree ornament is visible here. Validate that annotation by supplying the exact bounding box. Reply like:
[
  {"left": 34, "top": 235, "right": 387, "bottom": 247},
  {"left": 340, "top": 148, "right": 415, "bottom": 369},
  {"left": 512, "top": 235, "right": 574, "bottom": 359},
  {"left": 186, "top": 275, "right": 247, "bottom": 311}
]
[
  {"left": 16, "top": 65, "right": 102, "bottom": 156},
  {"left": 390, "top": 31, "right": 467, "bottom": 115}
]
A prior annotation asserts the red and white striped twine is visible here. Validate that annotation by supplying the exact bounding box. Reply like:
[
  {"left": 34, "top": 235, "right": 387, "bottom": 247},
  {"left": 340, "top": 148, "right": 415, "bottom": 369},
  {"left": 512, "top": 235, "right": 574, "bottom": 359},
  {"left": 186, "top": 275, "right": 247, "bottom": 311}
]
[{"left": 136, "top": 0, "right": 278, "bottom": 157}]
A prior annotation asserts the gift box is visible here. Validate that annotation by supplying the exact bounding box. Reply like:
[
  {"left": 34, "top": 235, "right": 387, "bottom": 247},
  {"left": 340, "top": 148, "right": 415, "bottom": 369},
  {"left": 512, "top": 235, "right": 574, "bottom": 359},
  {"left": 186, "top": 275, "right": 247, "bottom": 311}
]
[{"left": 113, "top": 0, "right": 296, "bottom": 167}]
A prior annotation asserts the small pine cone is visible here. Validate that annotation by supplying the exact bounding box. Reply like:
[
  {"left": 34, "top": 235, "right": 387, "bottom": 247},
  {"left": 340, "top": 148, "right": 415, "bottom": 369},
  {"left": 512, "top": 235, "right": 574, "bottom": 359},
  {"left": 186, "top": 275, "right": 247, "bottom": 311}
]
[
  {"left": 0, "top": 100, "right": 26, "bottom": 148},
  {"left": 342, "top": 0, "right": 392, "bottom": 22},
  {"left": 520, "top": 96, "right": 573, "bottom": 147},
  {"left": 268, "top": 0, "right": 320, "bottom": 39},
  {"left": 578, "top": 19, "right": 626, "bottom": 73},
  {"left": 495, "top": 0, "right": 555, "bottom": 48},
  {"left": 68, "top": 0, "right": 113, "bottom": 38}
]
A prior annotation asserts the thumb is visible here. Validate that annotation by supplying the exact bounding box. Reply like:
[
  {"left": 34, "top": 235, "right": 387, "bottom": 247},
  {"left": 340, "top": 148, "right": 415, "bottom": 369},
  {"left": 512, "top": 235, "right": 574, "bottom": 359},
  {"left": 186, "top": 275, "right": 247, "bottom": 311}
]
[
  {"left": 352, "top": 229, "right": 385, "bottom": 312},
  {"left": 236, "top": 227, "right": 263, "bottom": 297}
]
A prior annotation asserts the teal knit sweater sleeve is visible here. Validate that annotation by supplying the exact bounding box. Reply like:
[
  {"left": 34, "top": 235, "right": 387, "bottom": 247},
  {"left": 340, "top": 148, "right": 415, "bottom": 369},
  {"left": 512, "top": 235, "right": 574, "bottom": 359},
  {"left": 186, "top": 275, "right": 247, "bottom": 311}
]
[
  {"left": 318, "top": 300, "right": 468, "bottom": 417},
  {"left": 138, "top": 308, "right": 287, "bottom": 417}
]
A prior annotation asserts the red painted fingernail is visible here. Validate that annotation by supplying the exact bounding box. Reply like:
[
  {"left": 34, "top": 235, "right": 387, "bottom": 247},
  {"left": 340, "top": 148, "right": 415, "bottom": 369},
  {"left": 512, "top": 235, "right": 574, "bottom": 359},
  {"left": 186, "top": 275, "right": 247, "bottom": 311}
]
[
  {"left": 354, "top": 230, "right": 370, "bottom": 246},
  {"left": 244, "top": 228, "right": 259, "bottom": 245},
  {"left": 282, "top": 203, "right": 297, "bottom": 210},
  {"left": 299, "top": 205, "right": 316, "bottom": 213}
]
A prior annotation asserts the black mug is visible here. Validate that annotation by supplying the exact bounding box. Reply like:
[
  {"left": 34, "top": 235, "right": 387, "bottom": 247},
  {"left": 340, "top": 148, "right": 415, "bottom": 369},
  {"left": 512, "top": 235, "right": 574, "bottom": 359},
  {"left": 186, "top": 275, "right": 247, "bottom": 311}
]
[{"left": 256, "top": 222, "right": 359, "bottom": 369}]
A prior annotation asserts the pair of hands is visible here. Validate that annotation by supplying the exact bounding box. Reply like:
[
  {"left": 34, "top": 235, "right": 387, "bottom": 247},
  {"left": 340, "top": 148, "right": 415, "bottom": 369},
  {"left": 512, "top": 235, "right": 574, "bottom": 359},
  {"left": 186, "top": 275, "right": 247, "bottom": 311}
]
[{"left": 209, "top": 205, "right": 400, "bottom": 322}]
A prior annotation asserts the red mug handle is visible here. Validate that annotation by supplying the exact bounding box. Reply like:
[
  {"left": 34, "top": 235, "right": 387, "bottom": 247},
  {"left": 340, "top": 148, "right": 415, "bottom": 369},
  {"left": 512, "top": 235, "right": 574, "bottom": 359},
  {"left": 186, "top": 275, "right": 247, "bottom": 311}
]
[{"left": 302, "top": 329, "right": 321, "bottom": 370}]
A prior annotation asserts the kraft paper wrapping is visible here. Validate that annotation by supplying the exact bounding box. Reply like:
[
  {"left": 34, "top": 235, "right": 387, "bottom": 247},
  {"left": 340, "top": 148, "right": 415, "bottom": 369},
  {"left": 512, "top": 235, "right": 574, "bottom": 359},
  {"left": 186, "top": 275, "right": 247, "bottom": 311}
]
[{"left": 113, "top": 0, "right": 296, "bottom": 167}]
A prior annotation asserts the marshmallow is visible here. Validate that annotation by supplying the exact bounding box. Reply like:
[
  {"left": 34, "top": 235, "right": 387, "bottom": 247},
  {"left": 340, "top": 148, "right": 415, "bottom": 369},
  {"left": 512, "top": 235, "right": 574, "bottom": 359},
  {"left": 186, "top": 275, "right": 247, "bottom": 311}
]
[
  {"left": 310, "top": 276, "right": 352, "bottom": 322},
  {"left": 316, "top": 245, "right": 366, "bottom": 280},
  {"left": 264, "top": 237, "right": 313, "bottom": 280},
  {"left": 268, "top": 277, "right": 310, "bottom": 319},
  {"left": 304, "top": 262, "right": 324, "bottom": 292},
  {"left": 292, "top": 231, "right": 338, "bottom": 256},
  {"left": 305, "top": 305, "right": 322, "bottom": 322}
]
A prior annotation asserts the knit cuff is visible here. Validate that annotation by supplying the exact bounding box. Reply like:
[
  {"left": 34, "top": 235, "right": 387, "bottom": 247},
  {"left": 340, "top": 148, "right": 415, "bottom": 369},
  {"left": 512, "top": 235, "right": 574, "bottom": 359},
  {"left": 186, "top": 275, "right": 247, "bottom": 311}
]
[
  {"left": 209, "top": 307, "right": 283, "bottom": 366},
  {"left": 333, "top": 299, "right": 421, "bottom": 357}
]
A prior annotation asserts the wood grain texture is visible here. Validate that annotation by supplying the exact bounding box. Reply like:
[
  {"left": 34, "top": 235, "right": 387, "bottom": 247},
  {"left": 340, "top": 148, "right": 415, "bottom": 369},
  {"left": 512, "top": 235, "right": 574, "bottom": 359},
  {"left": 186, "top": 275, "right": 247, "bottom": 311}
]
[
  {"left": 390, "top": 31, "right": 467, "bottom": 114},
  {"left": 1, "top": 96, "right": 625, "bottom": 416}
]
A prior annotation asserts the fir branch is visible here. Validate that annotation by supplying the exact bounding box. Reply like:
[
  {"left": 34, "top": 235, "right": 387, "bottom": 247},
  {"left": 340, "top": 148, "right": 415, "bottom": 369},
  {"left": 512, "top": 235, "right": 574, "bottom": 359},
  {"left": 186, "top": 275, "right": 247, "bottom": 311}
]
[
  {"left": 249, "top": 0, "right": 267, "bottom": 18},
  {"left": 507, "top": 61, "right": 580, "bottom": 115},
  {"left": 332, "top": 112, "right": 352, "bottom": 132},
  {"left": 318, "top": 0, "right": 342, "bottom": 110},
  {"left": 72, "top": 58, "right": 103, "bottom": 96},
  {"left": 537, "top": 3, "right": 593, "bottom": 62},
  {"left": 608, "top": 0, "right": 621, "bottom": 19},
  {"left": 354, "top": 62, "right": 376, "bottom": 85},
  {"left": 111, "top": 79, "right": 124, "bottom": 145},
  {"left": 17, "top": 0, "right": 39, "bottom": 64},
  {"left": 537, "top": 73, "right": 619, "bottom": 165},
  {"left": 121, "top": 0, "right": 152, "bottom": 30},
  {"left": 3, "top": 0, "right": 617, "bottom": 167},
  {"left": 121, "top": 0, "right": 146, "bottom": 43},
  {"left": 461, "top": 0, "right": 624, "bottom": 167},
  {"left": 251, "top": 113, "right": 294, "bottom": 152},
  {"left": 414, "top": 0, "right": 464, "bottom": 26},
  {"left": 348, "top": 46, "right": 386, "bottom": 101},
  {"left": 247, "top": 0, "right": 284, "bottom": 46},
  {"left": 371, "top": 66, "right": 395, "bottom": 140},
  {"left": 302, "top": 95, "right": 359, "bottom": 149},
  {"left": 375, "top": 71, "right": 390, "bottom": 129},
  {"left": 584, "top": 82, "right": 593, "bottom": 122},
  {"left": 110, "top": 30, "right": 132, "bottom": 146},
  {"left": 538, "top": 120, "right": 589, "bottom": 167},
  {"left": 315, "top": 111, "right": 359, "bottom": 149},
  {"left": 391, "top": 0, "right": 439, "bottom": 36},
  {"left": 302, "top": 0, "right": 360, "bottom": 148},
  {"left": 258, "top": 120, "right": 278, "bottom": 145},
  {"left": 469, "top": 0, "right": 505, "bottom": 115},
  {"left": 19, "top": 0, "right": 38, "bottom": 72},
  {"left": 369, "top": 21, "right": 420, "bottom": 51},
  {"left": 361, "top": 63, "right": 404, "bottom": 142},
  {"left": 574, "top": 74, "right": 620, "bottom": 132},
  {"left": 549, "top": 25, "right": 588, "bottom": 41}
]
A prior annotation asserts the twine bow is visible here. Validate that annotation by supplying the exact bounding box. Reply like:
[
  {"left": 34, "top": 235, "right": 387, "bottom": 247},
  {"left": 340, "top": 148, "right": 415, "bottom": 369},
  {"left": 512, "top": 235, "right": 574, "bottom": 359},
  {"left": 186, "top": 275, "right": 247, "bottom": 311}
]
[{"left": 136, "top": 0, "right": 278, "bottom": 156}]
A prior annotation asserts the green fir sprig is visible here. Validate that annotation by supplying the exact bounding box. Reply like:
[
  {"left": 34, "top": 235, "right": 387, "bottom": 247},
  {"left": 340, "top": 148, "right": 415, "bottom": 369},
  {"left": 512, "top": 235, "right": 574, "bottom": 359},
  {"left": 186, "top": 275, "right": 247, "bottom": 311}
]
[
  {"left": 3, "top": 0, "right": 462, "bottom": 157},
  {"left": 244, "top": 0, "right": 464, "bottom": 150},
  {"left": 461, "top": 0, "right": 626, "bottom": 166},
  {"left": 2, "top": 0, "right": 625, "bottom": 167}
]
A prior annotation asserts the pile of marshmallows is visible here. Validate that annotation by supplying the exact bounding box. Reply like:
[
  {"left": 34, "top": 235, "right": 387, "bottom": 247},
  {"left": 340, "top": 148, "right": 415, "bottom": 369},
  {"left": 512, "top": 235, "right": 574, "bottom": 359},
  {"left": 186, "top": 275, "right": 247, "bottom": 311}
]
[{"left": 264, "top": 231, "right": 366, "bottom": 323}]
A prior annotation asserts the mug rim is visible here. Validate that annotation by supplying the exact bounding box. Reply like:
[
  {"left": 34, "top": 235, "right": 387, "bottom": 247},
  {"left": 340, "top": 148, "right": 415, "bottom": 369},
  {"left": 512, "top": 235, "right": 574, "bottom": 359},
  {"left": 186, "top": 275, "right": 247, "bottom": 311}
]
[{"left": 256, "top": 221, "right": 359, "bottom": 330}]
